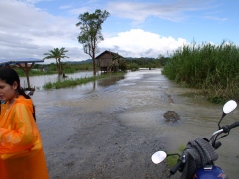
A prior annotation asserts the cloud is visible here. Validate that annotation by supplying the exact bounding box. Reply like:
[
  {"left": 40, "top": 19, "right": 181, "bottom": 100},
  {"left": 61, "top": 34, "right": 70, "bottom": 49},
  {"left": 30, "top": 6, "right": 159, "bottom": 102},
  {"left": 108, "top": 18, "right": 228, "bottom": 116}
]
[
  {"left": 106, "top": 0, "right": 217, "bottom": 23},
  {"left": 99, "top": 29, "right": 188, "bottom": 58},
  {"left": 204, "top": 16, "right": 227, "bottom": 21},
  {"left": 59, "top": 5, "right": 73, "bottom": 10},
  {"left": 0, "top": 0, "right": 87, "bottom": 62},
  {"left": 17, "top": 0, "right": 46, "bottom": 5},
  {"left": 3, "top": 0, "right": 222, "bottom": 63}
]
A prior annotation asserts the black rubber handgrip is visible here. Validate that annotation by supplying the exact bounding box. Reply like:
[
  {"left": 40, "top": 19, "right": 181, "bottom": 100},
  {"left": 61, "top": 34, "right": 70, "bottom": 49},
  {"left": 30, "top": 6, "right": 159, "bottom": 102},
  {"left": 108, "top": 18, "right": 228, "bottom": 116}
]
[
  {"left": 228, "top": 121, "right": 239, "bottom": 130},
  {"left": 170, "top": 160, "right": 183, "bottom": 175},
  {"left": 223, "top": 121, "right": 239, "bottom": 133}
]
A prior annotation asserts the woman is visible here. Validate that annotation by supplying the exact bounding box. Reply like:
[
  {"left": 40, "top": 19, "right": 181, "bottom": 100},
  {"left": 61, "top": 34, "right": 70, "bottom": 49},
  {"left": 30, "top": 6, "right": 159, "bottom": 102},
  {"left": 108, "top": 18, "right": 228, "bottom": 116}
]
[{"left": 0, "top": 68, "right": 49, "bottom": 179}]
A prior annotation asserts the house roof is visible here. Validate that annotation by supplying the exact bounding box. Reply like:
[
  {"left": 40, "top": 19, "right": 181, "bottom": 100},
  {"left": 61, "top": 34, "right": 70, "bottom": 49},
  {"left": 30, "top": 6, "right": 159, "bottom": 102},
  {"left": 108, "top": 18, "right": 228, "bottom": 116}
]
[
  {"left": 0, "top": 58, "right": 44, "bottom": 66},
  {"left": 95, "top": 50, "right": 124, "bottom": 59}
]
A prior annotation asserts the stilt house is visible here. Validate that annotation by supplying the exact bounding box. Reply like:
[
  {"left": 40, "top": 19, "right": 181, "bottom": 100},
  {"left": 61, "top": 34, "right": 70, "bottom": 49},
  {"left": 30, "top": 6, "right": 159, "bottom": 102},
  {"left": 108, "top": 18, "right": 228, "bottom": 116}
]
[{"left": 95, "top": 50, "right": 124, "bottom": 73}]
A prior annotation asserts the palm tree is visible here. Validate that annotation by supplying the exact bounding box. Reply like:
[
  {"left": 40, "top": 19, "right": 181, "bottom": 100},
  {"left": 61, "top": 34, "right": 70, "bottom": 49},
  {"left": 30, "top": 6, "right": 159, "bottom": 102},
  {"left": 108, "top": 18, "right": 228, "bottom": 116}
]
[{"left": 43, "top": 47, "right": 69, "bottom": 75}]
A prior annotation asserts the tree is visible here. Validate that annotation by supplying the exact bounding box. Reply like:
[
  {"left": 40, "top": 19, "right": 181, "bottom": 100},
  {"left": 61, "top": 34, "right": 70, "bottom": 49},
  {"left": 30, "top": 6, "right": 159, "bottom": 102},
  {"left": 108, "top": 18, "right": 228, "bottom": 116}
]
[
  {"left": 76, "top": 9, "right": 110, "bottom": 76},
  {"left": 43, "top": 47, "right": 69, "bottom": 75}
]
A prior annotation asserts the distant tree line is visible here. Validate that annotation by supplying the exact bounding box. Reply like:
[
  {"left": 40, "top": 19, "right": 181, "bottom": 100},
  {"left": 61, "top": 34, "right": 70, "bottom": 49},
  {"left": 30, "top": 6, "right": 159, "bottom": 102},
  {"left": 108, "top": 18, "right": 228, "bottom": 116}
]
[
  {"left": 29, "top": 55, "right": 168, "bottom": 75},
  {"left": 125, "top": 56, "right": 169, "bottom": 69}
]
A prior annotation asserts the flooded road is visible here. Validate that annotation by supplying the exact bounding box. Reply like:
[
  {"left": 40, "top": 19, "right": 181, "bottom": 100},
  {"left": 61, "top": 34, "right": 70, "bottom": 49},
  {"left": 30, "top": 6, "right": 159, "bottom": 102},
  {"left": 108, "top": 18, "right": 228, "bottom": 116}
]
[{"left": 29, "top": 69, "right": 239, "bottom": 178}]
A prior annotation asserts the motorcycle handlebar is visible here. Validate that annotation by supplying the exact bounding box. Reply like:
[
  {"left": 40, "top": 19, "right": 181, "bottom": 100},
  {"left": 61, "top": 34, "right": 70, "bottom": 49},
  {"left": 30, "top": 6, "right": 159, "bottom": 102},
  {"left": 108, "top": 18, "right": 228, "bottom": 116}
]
[
  {"left": 167, "top": 121, "right": 239, "bottom": 177},
  {"left": 222, "top": 121, "right": 239, "bottom": 133},
  {"left": 170, "top": 159, "right": 183, "bottom": 175}
]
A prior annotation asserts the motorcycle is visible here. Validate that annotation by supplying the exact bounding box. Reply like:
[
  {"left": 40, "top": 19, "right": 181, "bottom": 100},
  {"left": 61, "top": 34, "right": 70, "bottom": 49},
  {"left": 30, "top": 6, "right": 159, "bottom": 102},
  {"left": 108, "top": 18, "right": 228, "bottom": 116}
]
[{"left": 151, "top": 100, "right": 239, "bottom": 179}]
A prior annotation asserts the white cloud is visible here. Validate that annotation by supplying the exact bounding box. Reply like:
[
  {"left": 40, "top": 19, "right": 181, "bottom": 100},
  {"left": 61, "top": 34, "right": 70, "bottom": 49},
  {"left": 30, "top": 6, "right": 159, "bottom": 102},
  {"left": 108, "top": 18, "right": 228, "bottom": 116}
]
[
  {"left": 0, "top": 0, "right": 188, "bottom": 62},
  {"left": 0, "top": 0, "right": 87, "bottom": 62},
  {"left": 99, "top": 29, "right": 188, "bottom": 58},
  {"left": 106, "top": 0, "right": 217, "bottom": 23}
]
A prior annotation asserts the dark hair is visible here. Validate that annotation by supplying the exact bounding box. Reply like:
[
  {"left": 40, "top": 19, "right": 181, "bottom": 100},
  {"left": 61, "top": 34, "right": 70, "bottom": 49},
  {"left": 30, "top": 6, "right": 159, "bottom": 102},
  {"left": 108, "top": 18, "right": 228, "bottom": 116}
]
[{"left": 0, "top": 68, "right": 36, "bottom": 121}]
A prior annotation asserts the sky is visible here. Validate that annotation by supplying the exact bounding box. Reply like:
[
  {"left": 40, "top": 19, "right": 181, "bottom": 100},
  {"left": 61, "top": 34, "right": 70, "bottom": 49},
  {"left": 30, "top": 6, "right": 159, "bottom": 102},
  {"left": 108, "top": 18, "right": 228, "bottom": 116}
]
[{"left": 0, "top": 0, "right": 239, "bottom": 63}]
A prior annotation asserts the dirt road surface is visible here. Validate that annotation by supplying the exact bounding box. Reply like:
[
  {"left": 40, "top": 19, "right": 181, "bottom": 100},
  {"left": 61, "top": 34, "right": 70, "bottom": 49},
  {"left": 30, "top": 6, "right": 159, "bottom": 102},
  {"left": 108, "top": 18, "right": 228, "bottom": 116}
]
[{"left": 35, "top": 70, "right": 174, "bottom": 179}]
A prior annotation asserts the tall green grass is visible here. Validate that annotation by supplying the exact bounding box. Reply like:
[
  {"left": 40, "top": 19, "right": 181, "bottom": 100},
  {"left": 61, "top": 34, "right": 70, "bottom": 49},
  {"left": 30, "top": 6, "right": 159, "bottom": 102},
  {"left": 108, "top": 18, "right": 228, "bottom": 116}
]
[{"left": 163, "top": 41, "right": 239, "bottom": 103}]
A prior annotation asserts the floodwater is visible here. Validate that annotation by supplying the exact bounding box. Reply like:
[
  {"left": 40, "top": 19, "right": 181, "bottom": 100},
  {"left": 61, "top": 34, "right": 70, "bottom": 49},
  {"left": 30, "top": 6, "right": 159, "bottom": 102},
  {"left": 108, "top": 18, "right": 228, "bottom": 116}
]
[
  {"left": 24, "top": 69, "right": 239, "bottom": 178},
  {"left": 20, "top": 71, "right": 94, "bottom": 90}
]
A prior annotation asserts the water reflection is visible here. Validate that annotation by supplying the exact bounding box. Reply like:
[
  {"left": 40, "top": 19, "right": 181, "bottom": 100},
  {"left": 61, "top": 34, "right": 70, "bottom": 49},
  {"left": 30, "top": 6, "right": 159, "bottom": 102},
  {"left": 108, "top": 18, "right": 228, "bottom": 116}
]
[{"left": 97, "top": 75, "right": 125, "bottom": 87}]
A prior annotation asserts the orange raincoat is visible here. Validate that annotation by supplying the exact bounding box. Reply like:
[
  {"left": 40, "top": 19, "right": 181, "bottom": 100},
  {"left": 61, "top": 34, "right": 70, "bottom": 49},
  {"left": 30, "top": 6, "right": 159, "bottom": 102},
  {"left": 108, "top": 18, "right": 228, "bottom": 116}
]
[{"left": 0, "top": 96, "right": 49, "bottom": 179}]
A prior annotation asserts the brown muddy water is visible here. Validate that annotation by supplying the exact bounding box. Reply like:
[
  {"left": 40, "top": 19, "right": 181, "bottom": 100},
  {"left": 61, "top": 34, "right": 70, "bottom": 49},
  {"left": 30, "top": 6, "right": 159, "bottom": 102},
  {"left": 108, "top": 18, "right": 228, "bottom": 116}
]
[{"left": 24, "top": 69, "right": 239, "bottom": 179}]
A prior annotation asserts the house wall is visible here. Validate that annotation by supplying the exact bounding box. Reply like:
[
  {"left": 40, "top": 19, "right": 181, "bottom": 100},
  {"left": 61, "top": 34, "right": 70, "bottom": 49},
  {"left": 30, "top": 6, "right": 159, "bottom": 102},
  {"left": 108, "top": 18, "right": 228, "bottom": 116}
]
[{"left": 96, "top": 53, "right": 113, "bottom": 67}]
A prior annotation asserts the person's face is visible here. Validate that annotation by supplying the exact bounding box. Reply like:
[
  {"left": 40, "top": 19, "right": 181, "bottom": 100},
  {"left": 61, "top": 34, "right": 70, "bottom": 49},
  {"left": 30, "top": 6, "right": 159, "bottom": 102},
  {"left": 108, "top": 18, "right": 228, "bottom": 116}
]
[{"left": 0, "top": 79, "right": 18, "bottom": 103}]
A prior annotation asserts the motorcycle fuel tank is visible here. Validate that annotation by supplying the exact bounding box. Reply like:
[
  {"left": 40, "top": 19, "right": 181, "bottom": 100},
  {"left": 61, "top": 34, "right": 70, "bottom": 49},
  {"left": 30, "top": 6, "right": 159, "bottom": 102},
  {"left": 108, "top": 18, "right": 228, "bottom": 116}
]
[{"left": 193, "top": 165, "right": 228, "bottom": 179}]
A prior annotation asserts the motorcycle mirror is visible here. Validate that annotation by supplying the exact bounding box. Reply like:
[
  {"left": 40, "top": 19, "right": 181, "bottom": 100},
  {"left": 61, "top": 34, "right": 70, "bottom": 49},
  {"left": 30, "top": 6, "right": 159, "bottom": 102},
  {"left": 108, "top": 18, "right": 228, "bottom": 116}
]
[
  {"left": 151, "top": 151, "right": 167, "bottom": 164},
  {"left": 223, "top": 100, "right": 237, "bottom": 114},
  {"left": 218, "top": 100, "right": 237, "bottom": 128}
]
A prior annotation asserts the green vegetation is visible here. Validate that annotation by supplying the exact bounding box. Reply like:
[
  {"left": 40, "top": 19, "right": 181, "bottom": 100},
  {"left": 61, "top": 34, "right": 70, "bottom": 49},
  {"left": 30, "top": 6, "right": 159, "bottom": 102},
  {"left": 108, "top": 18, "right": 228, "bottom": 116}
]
[
  {"left": 166, "top": 155, "right": 179, "bottom": 167},
  {"left": 166, "top": 145, "right": 185, "bottom": 167},
  {"left": 43, "top": 72, "right": 125, "bottom": 90},
  {"left": 126, "top": 56, "right": 168, "bottom": 69},
  {"left": 163, "top": 41, "right": 239, "bottom": 104}
]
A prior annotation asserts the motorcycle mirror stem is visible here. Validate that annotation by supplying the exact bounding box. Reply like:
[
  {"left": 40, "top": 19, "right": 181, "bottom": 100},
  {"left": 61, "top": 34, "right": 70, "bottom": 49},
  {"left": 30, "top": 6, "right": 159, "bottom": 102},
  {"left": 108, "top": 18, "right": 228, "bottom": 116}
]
[
  {"left": 218, "top": 113, "right": 226, "bottom": 129},
  {"left": 218, "top": 100, "right": 237, "bottom": 129},
  {"left": 167, "top": 153, "right": 180, "bottom": 157}
]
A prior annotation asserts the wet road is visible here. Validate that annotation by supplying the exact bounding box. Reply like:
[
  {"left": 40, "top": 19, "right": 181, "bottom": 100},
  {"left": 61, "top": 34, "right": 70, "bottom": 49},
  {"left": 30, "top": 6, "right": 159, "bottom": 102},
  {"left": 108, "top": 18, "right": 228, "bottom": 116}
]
[{"left": 30, "top": 69, "right": 239, "bottom": 179}]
